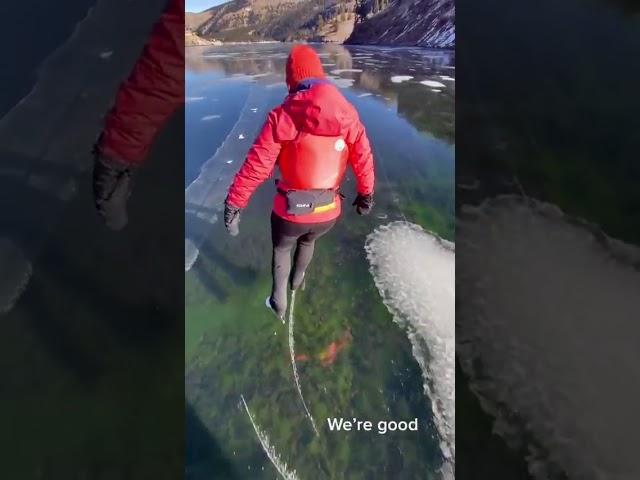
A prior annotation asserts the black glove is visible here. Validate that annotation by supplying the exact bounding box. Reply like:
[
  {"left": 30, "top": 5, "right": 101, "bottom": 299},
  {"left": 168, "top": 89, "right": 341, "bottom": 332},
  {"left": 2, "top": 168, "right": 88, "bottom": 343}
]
[
  {"left": 92, "top": 150, "right": 134, "bottom": 231},
  {"left": 352, "top": 193, "right": 373, "bottom": 216},
  {"left": 224, "top": 200, "right": 241, "bottom": 236}
]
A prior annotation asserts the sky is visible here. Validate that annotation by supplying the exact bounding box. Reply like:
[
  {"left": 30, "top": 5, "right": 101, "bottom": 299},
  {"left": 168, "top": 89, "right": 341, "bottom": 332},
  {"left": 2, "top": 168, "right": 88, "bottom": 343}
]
[{"left": 186, "top": 0, "right": 227, "bottom": 13}]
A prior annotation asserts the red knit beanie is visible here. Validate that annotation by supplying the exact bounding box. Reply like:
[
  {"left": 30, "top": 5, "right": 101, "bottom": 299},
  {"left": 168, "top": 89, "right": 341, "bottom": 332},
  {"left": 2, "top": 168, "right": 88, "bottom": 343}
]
[{"left": 286, "top": 45, "right": 325, "bottom": 92}]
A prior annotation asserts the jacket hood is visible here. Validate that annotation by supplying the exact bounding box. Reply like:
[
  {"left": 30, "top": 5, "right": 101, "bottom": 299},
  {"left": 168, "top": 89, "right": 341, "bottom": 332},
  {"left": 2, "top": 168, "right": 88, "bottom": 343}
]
[{"left": 283, "top": 83, "right": 357, "bottom": 137}]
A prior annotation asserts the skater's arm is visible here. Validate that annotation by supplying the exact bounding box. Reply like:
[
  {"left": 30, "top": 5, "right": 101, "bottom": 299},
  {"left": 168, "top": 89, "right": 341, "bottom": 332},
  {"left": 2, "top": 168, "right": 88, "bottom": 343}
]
[
  {"left": 226, "top": 107, "right": 291, "bottom": 208},
  {"left": 346, "top": 118, "right": 375, "bottom": 195},
  {"left": 97, "top": 0, "right": 184, "bottom": 165}
]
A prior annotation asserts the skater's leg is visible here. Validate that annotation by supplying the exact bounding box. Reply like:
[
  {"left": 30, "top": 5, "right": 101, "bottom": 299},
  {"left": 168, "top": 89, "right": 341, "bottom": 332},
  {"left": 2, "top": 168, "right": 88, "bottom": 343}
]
[
  {"left": 291, "top": 219, "right": 336, "bottom": 290},
  {"left": 270, "top": 214, "right": 301, "bottom": 317}
]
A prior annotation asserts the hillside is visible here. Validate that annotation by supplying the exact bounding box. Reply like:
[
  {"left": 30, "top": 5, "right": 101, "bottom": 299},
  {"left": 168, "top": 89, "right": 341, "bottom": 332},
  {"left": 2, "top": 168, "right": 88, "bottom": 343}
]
[
  {"left": 347, "top": 0, "right": 455, "bottom": 48},
  {"left": 185, "top": 10, "right": 214, "bottom": 31},
  {"left": 186, "top": 0, "right": 356, "bottom": 43},
  {"left": 185, "top": 0, "right": 454, "bottom": 47}
]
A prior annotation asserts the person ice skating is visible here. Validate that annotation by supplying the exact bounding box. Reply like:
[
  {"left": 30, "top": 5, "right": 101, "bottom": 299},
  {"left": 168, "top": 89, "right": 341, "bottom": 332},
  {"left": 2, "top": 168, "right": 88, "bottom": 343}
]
[{"left": 224, "top": 45, "right": 375, "bottom": 320}]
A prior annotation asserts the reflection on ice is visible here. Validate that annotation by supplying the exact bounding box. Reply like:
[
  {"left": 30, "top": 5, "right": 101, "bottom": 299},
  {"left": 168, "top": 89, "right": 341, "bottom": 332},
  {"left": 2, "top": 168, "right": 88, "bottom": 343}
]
[{"left": 366, "top": 222, "right": 455, "bottom": 465}]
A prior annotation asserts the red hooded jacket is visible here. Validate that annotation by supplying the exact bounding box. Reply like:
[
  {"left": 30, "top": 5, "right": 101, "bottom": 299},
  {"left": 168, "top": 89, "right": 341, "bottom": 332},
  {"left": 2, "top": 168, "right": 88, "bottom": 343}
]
[
  {"left": 97, "top": 0, "right": 184, "bottom": 164},
  {"left": 226, "top": 81, "right": 375, "bottom": 223}
]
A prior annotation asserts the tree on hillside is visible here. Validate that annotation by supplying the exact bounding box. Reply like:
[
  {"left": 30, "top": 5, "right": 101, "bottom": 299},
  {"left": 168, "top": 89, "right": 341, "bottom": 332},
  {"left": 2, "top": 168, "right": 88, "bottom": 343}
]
[{"left": 355, "top": 0, "right": 368, "bottom": 23}]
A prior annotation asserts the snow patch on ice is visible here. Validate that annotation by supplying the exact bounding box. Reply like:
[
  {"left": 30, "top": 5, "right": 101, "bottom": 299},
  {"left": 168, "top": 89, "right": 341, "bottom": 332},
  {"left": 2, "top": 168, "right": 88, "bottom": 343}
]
[
  {"left": 421, "top": 80, "right": 446, "bottom": 88},
  {"left": 330, "top": 69, "right": 363, "bottom": 75},
  {"left": 366, "top": 222, "right": 455, "bottom": 465},
  {"left": 391, "top": 75, "right": 414, "bottom": 83},
  {"left": 238, "top": 134, "right": 245, "bottom": 140},
  {"left": 328, "top": 77, "right": 355, "bottom": 89}
]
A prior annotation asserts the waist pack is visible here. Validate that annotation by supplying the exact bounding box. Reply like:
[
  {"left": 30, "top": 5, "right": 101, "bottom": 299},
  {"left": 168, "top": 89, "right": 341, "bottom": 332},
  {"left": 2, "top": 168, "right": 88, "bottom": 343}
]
[{"left": 277, "top": 184, "right": 338, "bottom": 215}]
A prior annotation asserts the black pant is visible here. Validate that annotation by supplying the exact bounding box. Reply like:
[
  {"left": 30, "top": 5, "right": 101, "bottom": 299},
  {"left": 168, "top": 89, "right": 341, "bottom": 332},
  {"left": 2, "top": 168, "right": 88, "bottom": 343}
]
[{"left": 270, "top": 212, "right": 336, "bottom": 316}]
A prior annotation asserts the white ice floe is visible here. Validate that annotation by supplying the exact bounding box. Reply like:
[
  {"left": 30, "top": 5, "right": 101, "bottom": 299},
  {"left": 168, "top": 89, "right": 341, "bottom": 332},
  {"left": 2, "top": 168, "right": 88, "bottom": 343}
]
[
  {"left": 201, "top": 114, "right": 221, "bottom": 121},
  {"left": 457, "top": 195, "right": 640, "bottom": 479},
  {"left": 358, "top": 93, "right": 373, "bottom": 98},
  {"left": 431, "top": 89, "right": 442, "bottom": 93},
  {"left": 421, "top": 80, "right": 446, "bottom": 88},
  {"left": 250, "top": 108, "right": 258, "bottom": 112},
  {"left": 366, "top": 222, "right": 455, "bottom": 465},
  {"left": 238, "top": 134, "right": 245, "bottom": 139},
  {"left": 439, "top": 75, "right": 455, "bottom": 82},
  {"left": 329, "top": 77, "right": 355, "bottom": 89},
  {"left": 391, "top": 75, "right": 414, "bottom": 83},
  {"left": 330, "top": 69, "right": 363, "bottom": 75},
  {"left": 225, "top": 160, "right": 233, "bottom": 164}
]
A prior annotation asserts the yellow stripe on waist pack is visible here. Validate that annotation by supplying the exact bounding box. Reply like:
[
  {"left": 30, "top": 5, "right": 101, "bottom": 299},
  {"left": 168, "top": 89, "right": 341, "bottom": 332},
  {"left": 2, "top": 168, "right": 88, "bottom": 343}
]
[{"left": 313, "top": 201, "right": 337, "bottom": 213}]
